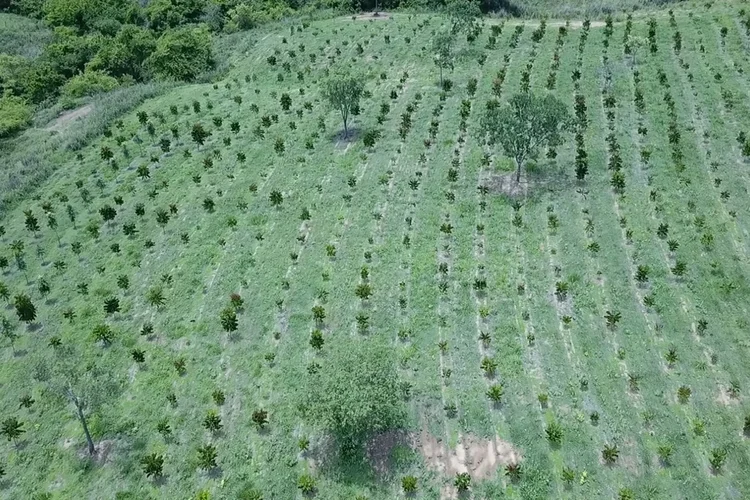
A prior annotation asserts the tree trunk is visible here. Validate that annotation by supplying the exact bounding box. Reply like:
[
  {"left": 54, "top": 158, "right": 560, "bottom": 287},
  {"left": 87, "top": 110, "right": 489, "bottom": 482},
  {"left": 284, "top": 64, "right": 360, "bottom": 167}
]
[
  {"left": 76, "top": 404, "right": 96, "bottom": 455},
  {"left": 343, "top": 118, "right": 348, "bottom": 139},
  {"left": 515, "top": 159, "right": 522, "bottom": 183}
]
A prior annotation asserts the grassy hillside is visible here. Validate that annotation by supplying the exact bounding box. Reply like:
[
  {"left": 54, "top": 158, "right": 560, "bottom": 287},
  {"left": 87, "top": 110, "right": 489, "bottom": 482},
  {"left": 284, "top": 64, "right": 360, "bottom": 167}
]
[
  {"left": 1, "top": 1, "right": 750, "bottom": 499},
  {"left": 0, "top": 13, "right": 51, "bottom": 58},
  {"left": 498, "top": 0, "right": 687, "bottom": 17}
]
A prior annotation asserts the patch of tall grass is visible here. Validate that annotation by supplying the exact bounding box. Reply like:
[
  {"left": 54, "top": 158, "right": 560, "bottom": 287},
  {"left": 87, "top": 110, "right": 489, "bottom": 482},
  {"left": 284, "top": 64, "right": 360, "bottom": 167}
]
[{"left": 0, "top": 82, "right": 172, "bottom": 218}]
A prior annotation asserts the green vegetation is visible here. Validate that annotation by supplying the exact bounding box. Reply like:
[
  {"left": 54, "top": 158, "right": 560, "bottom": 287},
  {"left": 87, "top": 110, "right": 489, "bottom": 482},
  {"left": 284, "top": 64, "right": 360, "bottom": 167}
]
[
  {"left": 1, "top": 1, "right": 750, "bottom": 498},
  {"left": 300, "top": 337, "right": 404, "bottom": 451}
]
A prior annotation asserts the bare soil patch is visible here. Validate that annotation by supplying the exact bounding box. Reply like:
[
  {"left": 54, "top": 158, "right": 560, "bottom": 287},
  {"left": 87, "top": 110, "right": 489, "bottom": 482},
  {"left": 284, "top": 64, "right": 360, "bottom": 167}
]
[
  {"left": 75, "top": 439, "right": 118, "bottom": 466},
  {"left": 716, "top": 386, "right": 738, "bottom": 406},
  {"left": 496, "top": 19, "right": 606, "bottom": 29},
  {"left": 488, "top": 172, "right": 527, "bottom": 198},
  {"left": 416, "top": 431, "right": 520, "bottom": 480},
  {"left": 361, "top": 429, "right": 520, "bottom": 492},
  {"left": 353, "top": 11, "right": 391, "bottom": 21},
  {"left": 45, "top": 104, "right": 94, "bottom": 132}
]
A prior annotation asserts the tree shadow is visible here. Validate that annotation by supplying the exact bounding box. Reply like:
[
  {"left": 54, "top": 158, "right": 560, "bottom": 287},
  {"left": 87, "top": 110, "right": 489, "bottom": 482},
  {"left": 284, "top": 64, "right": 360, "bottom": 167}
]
[
  {"left": 488, "top": 159, "right": 574, "bottom": 203},
  {"left": 482, "top": 0, "right": 522, "bottom": 16},
  {"left": 152, "top": 475, "right": 168, "bottom": 487},
  {"left": 311, "top": 430, "right": 414, "bottom": 486},
  {"left": 330, "top": 127, "right": 362, "bottom": 148},
  {"left": 206, "top": 466, "right": 223, "bottom": 479}
]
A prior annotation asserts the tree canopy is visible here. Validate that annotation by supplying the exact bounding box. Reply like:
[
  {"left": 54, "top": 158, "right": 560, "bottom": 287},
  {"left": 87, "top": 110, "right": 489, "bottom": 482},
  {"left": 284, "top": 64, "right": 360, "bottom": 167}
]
[
  {"left": 45, "top": 345, "right": 123, "bottom": 455},
  {"left": 147, "top": 26, "right": 213, "bottom": 81},
  {"left": 299, "top": 337, "right": 405, "bottom": 451},
  {"left": 321, "top": 68, "right": 364, "bottom": 139},
  {"left": 446, "top": 0, "right": 482, "bottom": 37},
  {"left": 432, "top": 31, "right": 455, "bottom": 85},
  {"left": 479, "top": 92, "right": 572, "bottom": 182}
]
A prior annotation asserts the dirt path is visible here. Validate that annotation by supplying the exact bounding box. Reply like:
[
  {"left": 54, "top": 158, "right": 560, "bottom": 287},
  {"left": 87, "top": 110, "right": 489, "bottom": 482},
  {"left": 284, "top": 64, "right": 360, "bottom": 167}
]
[{"left": 44, "top": 104, "right": 94, "bottom": 132}]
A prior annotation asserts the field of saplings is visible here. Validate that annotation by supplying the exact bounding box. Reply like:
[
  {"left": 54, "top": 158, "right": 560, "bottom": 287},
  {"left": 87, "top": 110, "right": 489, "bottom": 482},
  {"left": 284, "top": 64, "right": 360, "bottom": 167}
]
[{"left": 1, "top": 2, "right": 750, "bottom": 499}]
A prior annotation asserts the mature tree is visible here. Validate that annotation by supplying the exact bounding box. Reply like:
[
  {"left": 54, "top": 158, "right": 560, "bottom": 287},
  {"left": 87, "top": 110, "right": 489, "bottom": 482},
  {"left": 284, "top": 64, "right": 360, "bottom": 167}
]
[
  {"left": 433, "top": 31, "right": 455, "bottom": 86},
  {"left": 146, "top": 0, "right": 205, "bottom": 31},
  {"left": 147, "top": 26, "right": 213, "bottom": 81},
  {"left": 446, "top": 0, "right": 482, "bottom": 37},
  {"left": 479, "top": 93, "right": 572, "bottom": 183},
  {"left": 299, "top": 337, "right": 404, "bottom": 452},
  {"left": 45, "top": 345, "right": 122, "bottom": 455},
  {"left": 321, "top": 68, "right": 364, "bottom": 139},
  {"left": 43, "top": 0, "right": 102, "bottom": 32},
  {"left": 88, "top": 24, "right": 156, "bottom": 81}
]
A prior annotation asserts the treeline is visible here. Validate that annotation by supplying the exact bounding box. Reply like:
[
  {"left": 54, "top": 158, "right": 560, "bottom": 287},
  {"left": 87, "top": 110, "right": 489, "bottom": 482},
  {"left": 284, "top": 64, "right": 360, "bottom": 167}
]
[{"left": 0, "top": 0, "right": 320, "bottom": 137}]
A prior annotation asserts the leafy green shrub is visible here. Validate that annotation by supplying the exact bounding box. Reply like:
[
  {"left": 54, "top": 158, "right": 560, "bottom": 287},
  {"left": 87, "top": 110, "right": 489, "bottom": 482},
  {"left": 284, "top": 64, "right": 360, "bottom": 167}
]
[
  {"left": 88, "top": 25, "right": 156, "bottom": 81},
  {"left": 62, "top": 70, "right": 119, "bottom": 98},
  {"left": 147, "top": 26, "right": 213, "bottom": 81},
  {"left": 225, "top": 3, "right": 292, "bottom": 33},
  {"left": 299, "top": 338, "right": 405, "bottom": 451},
  {"left": 0, "top": 96, "right": 32, "bottom": 138}
]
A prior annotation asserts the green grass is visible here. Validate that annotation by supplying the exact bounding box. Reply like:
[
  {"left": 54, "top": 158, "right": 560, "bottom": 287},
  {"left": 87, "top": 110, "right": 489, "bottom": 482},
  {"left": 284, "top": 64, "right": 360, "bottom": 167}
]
[
  {"left": 0, "top": 12, "right": 51, "bottom": 59},
  {"left": 497, "top": 0, "right": 687, "bottom": 18},
  {"left": 1, "top": 2, "right": 750, "bottom": 498}
]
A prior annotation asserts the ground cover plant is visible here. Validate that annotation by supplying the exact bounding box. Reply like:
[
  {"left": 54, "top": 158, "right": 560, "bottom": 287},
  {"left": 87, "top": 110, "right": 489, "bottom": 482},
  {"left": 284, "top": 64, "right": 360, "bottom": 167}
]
[{"left": 1, "top": 1, "right": 750, "bottom": 498}]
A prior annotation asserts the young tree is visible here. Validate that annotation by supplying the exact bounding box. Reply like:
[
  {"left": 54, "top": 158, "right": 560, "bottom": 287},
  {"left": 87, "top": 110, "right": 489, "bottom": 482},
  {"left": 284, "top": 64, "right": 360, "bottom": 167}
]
[
  {"left": 1, "top": 417, "right": 24, "bottom": 445},
  {"left": 14, "top": 294, "right": 36, "bottom": 324},
  {"left": 251, "top": 409, "right": 269, "bottom": 429},
  {"left": 299, "top": 337, "right": 405, "bottom": 452},
  {"left": 24, "top": 210, "right": 39, "bottom": 234},
  {"left": 203, "top": 410, "right": 222, "bottom": 433},
  {"left": 479, "top": 93, "right": 572, "bottom": 183},
  {"left": 46, "top": 345, "right": 122, "bottom": 455},
  {"left": 1, "top": 315, "right": 18, "bottom": 354},
  {"left": 454, "top": 472, "right": 471, "bottom": 492},
  {"left": 141, "top": 452, "right": 165, "bottom": 478},
  {"left": 146, "top": 286, "right": 166, "bottom": 309},
  {"left": 196, "top": 443, "right": 218, "bottom": 470},
  {"left": 191, "top": 123, "right": 210, "bottom": 146},
  {"left": 433, "top": 31, "right": 455, "bottom": 86},
  {"left": 321, "top": 68, "right": 365, "bottom": 139},
  {"left": 269, "top": 190, "right": 283, "bottom": 207}
]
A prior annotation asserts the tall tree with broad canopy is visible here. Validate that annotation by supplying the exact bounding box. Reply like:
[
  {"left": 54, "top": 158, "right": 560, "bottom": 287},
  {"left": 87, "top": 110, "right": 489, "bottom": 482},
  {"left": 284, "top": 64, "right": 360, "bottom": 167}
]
[
  {"left": 147, "top": 26, "right": 213, "bottom": 81},
  {"left": 433, "top": 31, "right": 455, "bottom": 86},
  {"left": 446, "top": 0, "right": 482, "bottom": 37},
  {"left": 321, "top": 68, "right": 364, "bottom": 139},
  {"left": 479, "top": 92, "right": 572, "bottom": 183},
  {"left": 298, "top": 337, "right": 405, "bottom": 453},
  {"left": 44, "top": 345, "right": 123, "bottom": 455}
]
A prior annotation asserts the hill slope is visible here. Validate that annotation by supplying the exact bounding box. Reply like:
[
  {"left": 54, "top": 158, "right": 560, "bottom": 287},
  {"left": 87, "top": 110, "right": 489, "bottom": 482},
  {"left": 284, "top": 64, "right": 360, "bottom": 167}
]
[{"left": 1, "top": 2, "right": 750, "bottom": 498}]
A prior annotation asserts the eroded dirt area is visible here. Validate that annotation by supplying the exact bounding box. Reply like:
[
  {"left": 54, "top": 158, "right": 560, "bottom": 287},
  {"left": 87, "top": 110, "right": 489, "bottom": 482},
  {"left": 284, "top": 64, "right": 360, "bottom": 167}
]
[{"left": 45, "top": 104, "right": 94, "bottom": 132}]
